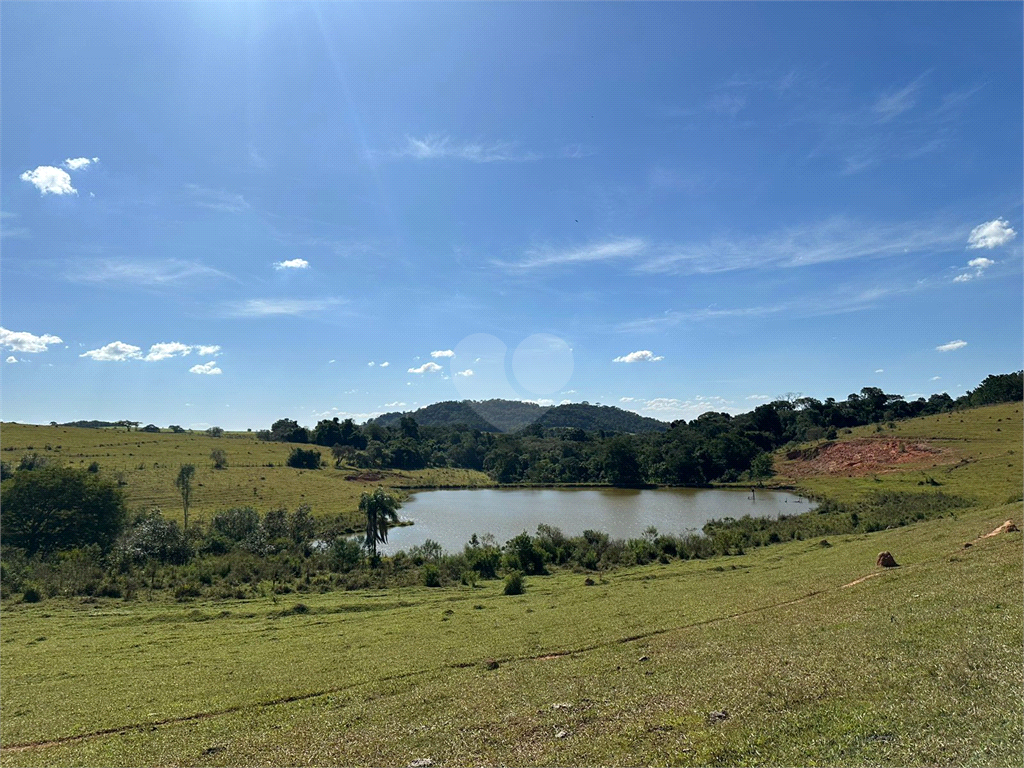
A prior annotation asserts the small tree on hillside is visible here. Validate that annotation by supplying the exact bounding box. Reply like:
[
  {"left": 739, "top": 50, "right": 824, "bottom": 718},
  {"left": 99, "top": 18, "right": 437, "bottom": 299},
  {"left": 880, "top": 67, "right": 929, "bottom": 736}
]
[
  {"left": 360, "top": 486, "right": 401, "bottom": 561},
  {"left": 174, "top": 464, "right": 196, "bottom": 530},
  {"left": 210, "top": 449, "right": 228, "bottom": 470}
]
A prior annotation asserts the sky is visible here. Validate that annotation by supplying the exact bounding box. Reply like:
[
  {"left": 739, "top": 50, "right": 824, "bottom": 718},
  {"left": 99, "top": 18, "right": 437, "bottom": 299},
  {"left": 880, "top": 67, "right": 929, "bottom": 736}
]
[{"left": 1, "top": 1, "right": 1021, "bottom": 431}]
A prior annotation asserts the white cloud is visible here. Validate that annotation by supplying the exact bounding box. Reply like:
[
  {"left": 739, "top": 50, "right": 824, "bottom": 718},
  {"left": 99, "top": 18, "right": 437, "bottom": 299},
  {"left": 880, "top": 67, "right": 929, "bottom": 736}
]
[
  {"left": 509, "top": 238, "right": 646, "bottom": 270},
  {"left": 613, "top": 350, "right": 664, "bottom": 363},
  {"left": 955, "top": 254, "right": 997, "bottom": 283},
  {"left": 875, "top": 369, "right": 884, "bottom": 373},
  {"left": 6, "top": 356, "right": 18, "bottom": 364},
  {"left": 274, "top": 258, "right": 310, "bottom": 270},
  {"left": 0, "top": 327, "right": 63, "bottom": 353},
  {"left": 64, "top": 258, "right": 233, "bottom": 285},
  {"left": 380, "top": 361, "right": 390, "bottom": 368},
  {"left": 936, "top": 340, "right": 967, "bottom": 352},
  {"left": 620, "top": 397, "right": 636, "bottom": 402},
  {"left": 746, "top": 394, "right": 770, "bottom": 401},
  {"left": 196, "top": 345, "right": 221, "bottom": 356},
  {"left": 80, "top": 341, "right": 142, "bottom": 361},
  {"left": 455, "top": 369, "right": 474, "bottom": 377},
  {"left": 931, "top": 376, "right": 941, "bottom": 381},
  {"left": 383, "top": 402, "right": 407, "bottom": 408},
  {"left": 408, "top": 362, "right": 443, "bottom": 374},
  {"left": 396, "top": 135, "right": 538, "bottom": 163},
  {"left": 873, "top": 75, "right": 925, "bottom": 121},
  {"left": 63, "top": 157, "right": 98, "bottom": 171},
  {"left": 368, "top": 361, "right": 375, "bottom": 366},
  {"left": 224, "top": 297, "right": 343, "bottom": 317},
  {"left": 430, "top": 349, "right": 455, "bottom": 358},
  {"left": 143, "top": 342, "right": 193, "bottom": 361},
  {"left": 329, "top": 359, "right": 336, "bottom": 364},
  {"left": 190, "top": 361, "right": 222, "bottom": 375},
  {"left": 626, "top": 395, "right": 736, "bottom": 421},
  {"left": 20, "top": 166, "right": 76, "bottom": 195},
  {"left": 967, "top": 219, "right": 1016, "bottom": 250}
]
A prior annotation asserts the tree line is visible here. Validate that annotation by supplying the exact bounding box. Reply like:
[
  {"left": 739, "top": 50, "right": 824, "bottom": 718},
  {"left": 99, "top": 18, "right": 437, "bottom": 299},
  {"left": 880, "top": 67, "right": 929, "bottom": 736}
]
[{"left": 257, "top": 372, "right": 1023, "bottom": 486}]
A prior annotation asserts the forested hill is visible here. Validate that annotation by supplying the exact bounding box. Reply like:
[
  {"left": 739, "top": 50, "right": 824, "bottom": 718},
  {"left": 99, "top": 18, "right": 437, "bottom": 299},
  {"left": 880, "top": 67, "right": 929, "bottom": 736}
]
[
  {"left": 537, "top": 403, "right": 669, "bottom": 433},
  {"left": 370, "top": 399, "right": 669, "bottom": 434}
]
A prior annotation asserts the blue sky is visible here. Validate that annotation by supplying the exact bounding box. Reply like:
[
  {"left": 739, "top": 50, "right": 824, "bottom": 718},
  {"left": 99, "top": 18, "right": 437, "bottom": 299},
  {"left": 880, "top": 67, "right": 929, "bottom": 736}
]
[{"left": 2, "top": 1, "right": 1021, "bottom": 430}]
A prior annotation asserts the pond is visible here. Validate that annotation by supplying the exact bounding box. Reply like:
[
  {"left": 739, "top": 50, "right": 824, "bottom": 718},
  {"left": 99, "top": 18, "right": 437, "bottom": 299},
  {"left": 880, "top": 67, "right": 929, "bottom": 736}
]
[{"left": 380, "top": 487, "right": 814, "bottom": 555}]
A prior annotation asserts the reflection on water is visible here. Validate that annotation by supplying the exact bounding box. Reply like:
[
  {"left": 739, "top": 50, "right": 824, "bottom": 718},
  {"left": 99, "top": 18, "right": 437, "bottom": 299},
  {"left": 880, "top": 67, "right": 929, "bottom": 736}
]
[{"left": 380, "top": 487, "right": 814, "bottom": 555}]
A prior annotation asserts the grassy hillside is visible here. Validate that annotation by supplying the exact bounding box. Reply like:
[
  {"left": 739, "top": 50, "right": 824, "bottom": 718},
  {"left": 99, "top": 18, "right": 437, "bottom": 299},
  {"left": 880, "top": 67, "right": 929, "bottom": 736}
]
[
  {"left": 775, "top": 401, "right": 1022, "bottom": 508},
  {"left": 0, "top": 404, "right": 1020, "bottom": 766},
  {"left": 0, "top": 424, "right": 493, "bottom": 528}
]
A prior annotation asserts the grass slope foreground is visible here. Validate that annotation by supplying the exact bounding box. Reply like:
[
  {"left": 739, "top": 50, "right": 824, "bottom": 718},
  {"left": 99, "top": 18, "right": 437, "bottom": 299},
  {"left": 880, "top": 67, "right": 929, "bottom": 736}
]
[{"left": 0, "top": 403, "right": 1021, "bottom": 767}]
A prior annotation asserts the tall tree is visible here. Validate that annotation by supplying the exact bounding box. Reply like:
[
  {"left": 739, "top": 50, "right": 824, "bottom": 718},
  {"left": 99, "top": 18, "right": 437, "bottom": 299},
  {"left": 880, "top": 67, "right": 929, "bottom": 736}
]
[
  {"left": 0, "top": 466, "right": 127, "bottom": 555},
  {"left": 359, "top": 486, "right": 401, "bottom": 560},
  {"left": 174, "top": 464, "right": 196, "bottom": 530}
]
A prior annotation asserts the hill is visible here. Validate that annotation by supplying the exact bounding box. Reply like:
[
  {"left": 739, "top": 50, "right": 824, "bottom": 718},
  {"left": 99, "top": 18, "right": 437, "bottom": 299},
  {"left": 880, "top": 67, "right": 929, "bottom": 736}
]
[{"left": 371, "top": 399, "right": 669, "bottom": 433}]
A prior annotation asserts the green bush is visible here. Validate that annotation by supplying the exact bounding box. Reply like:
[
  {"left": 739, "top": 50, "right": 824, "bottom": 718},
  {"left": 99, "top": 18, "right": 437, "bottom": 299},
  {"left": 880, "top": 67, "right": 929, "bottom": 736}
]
[
  {"left": 503, "top": 571, "right": 525, "bottom": 595},
  {"left": 422, "top": 563, "right": 441, "bottom": 587},
  {"left": 21, "top": 584, "right": 43, "bottom": 603},
  {"left": 286, "top": 448, "right": 322, "bottom": 470}
]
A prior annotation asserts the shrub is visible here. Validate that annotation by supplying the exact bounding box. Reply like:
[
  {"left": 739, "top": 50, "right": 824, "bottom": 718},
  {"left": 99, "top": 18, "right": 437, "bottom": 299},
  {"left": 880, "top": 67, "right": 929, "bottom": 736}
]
[
  {"left": 87, "top": 461, "right": 100, "bottom": 473},
  {"left": 21, "top": 584, "right": 43, "bottom": 603},
  {"left": 287, "top": 448, "right": 322, "bottom": 470},
  {"left": 503, "top": 571, "right": 525, "bottom": 595},
  {"left": 422, "top": 563, "right": 441, "bottom": 587},
  {"left": 210, "top": 449, "right": 228, "bottom": 469}
]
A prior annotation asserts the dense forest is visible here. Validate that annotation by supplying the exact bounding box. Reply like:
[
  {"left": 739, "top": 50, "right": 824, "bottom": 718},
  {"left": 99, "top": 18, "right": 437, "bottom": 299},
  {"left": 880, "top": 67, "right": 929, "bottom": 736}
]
[
  {"left": 370, "top": 399, "right": 668, "bottom": 433},
  {"left": 260, "top": 372, "right": 1023, "bottom": 486}
]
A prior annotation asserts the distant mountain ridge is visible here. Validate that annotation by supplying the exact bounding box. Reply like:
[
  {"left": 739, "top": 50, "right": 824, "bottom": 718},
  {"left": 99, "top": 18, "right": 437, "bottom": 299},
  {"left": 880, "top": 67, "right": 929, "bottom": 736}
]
[{"left": 370, "top": 399, "right": 669, "bottom": 434}]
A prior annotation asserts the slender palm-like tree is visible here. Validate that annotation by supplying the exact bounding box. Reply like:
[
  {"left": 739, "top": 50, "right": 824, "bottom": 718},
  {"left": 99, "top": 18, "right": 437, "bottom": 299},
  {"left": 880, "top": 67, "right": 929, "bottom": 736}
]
[
  {"left": 359, "top": 486, "right": 401, "bottom": 560},
  {"left": 174, "top": 464, "right": 196, "bottom": 531}
]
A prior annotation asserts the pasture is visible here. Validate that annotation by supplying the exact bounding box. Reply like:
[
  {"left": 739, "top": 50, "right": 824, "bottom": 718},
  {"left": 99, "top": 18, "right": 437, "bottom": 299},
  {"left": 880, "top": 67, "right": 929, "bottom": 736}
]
[
  {"left": 0, "top": 404, "right": 1021, "bottom": 766},
  {"left": 0, "top": 424, "right": 492, "bottom": 530}
]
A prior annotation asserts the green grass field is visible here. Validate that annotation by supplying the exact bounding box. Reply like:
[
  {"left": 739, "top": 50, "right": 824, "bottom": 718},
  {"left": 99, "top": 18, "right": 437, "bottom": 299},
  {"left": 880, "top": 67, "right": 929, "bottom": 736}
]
[
  {"left": 1, "top": 405, "right": 1021, "bottom": 766},
  {"left": 0, "top": 424, "right": 493, "bottom": 529}
]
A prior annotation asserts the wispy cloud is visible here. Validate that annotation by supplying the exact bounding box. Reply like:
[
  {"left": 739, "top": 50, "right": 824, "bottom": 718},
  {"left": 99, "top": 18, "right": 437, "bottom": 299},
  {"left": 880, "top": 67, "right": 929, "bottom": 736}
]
[
  {"left": 430, "top": 349, "right": 455, "bottom": 358},
  {"left": 224, "top": 297, "right": 343, "bottom": 317},
  {"left": 186, "top": 184, "right": 250, "bottom": 213},
  {"left": 873, "top": 74, "right": 927, "bottom": 122},
  {"left": 637, "top": 217, "right": 965, "bottom": 276},
  {"left": 505, "top": 238, "right": 646, "bottom": 270},
  {"left": 936, "top": 339, "right": 967, "bottom": 352},
  {"left": 408, "top": 361, "right": 443, "bottom": 374},
  {"left": 707, "top": 93, "right": 747, "bottom": 117},
  {"left": 20, "top": 166, "right": 76, "bottom": 195},
  {"left": 0, "top": 327, "right": 63, "bottom": 353},
  {"left": 613, "top": 350, "right": 664, "bottom": 363},
  {"left": 967, "top": 218, "right": 1016, "bottom": 250},
  {"left": 274, "top": 258, "right": 310, "bottom": 270},
  {"left": 617, "top": 285, "right": 904, "bottom": 333},
  {"left": 65, "top": 258, "right": 234, "bottom": 285},
  {"left": 455, "top": 369, "right": 474, "bottom": 377},
  {"left": 395, "top": 135, "right": 538, "bottom": 163}
]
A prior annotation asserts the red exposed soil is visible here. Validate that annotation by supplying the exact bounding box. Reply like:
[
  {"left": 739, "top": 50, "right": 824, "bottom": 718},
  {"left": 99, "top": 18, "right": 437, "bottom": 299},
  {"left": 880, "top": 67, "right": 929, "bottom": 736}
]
[{"left": 781, "top": 438, "right": 948, "bottom": 478}]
